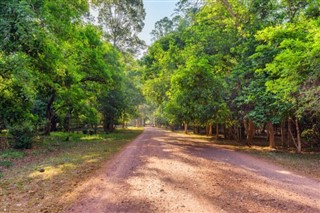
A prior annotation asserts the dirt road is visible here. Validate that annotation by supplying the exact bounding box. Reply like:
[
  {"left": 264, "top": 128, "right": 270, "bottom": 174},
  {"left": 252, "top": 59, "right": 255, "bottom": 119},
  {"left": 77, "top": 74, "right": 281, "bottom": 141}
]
[{"left": 64, "top": 127, "right": 320, "bottom": 213}]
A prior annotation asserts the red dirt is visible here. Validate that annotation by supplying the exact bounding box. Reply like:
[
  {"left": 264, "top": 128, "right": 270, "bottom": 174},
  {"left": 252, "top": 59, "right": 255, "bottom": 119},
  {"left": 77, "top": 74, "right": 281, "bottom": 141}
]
[{"left": 63, "top": 127, "right": 320, "bottom": 213}]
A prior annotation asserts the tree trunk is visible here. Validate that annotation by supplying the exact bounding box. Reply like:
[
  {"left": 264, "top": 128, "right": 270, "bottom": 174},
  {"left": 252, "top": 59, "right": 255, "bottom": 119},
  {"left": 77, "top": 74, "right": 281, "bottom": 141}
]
[
  {"left": 51, "top": 115, "right": 58, "bottom": 132},
  {"left": 262, "top": 123, "right": 267, "bottom": 135},
  {"left": 268, "top": 122, "right": 275, "bottom": 148},
  {"left": 44, "top": 93, "right": 55, "bottom": 135},
  {"left": 224, "top": 126, "right": 229, "bottom": 139},
  {"left": 243, "top": 119, "right": 248, "bottom": 137},
  {"left": 193, "top": 126, "right": 200, "bottom": 134},
  {"left": 64, "top": 107, "right": 73, "bottom": 132},
  {"left": 280, "top": 120, "right": 286, "bottom": 147},
  {"left": 287, "top": 118, "right": 292, "bottom": 148},
  {"left": 109, "top": 123, "right": 114, "bottom": 132},
  {"left": 103, "top": 120, "right": 108, "bottom": 132},
  {"left": 236, "top": 125, "right": 241, "bottom": 143},
  {"left": 205, "top": 124, "right": 209, "bottom": 135},
  {"left": 216, "top": 124, "right": 219, "bottom": 140},
  {"left": 295, "top": 117, "right": 302, "bottom": 153},
  {"left": 184, "top": 122, "right": 188, "bottom": 134},
  {"left": 287, "top": 117, "right": 302, "bottom": 153},
  {"left": 288, "top": 118, "right": 298, "bottom": 150},
  {"left": 92, "top": 124, "right": 98, "bottom": 134},
  {"left": 247, "top": 120, "right": 255, "bottom": 146},
  {"left": 239, "top": 122, "right": 245, "bottom": 143},
  {"left": 222, "top": 124, "right": 226, "bottom": 139},
  {"left": 103, "top": 115, "right": 115, "bottom": 133},
  {"left": 225, "top": 126, "right": 232, "bottom": 140},
  {"left": 208, "top": 124, "right": 213, "bottom": 136},
  {"left": 105, "top": 122, "right": 114, "bottom": 133}
]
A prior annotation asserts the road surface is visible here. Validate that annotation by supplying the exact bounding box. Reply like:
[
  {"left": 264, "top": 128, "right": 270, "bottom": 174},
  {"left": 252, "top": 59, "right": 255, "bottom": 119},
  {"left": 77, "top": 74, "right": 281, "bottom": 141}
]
[{"left": 64, "top": 127, "right": 320, "bottom": 213}]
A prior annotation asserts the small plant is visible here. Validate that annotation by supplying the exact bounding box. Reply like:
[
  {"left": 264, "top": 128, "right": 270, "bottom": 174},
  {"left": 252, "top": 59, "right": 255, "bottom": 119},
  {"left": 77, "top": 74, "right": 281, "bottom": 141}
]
[
  {"left": 32, "top": 150, "right": 42, "bottom": 156},
  {"left": 0, "top": 160, "right": 13, "bottom": 168},
  {"left": 46, "top": 146, "right": 57, "bottom": 152}
]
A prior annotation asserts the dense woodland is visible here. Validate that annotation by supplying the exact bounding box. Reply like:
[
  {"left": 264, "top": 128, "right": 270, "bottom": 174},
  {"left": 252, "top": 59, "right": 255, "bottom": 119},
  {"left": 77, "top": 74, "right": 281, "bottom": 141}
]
[
  {"left": 0, "top": 0, "right": 320, "bottom": 153},
  {"left": 141, "top": 0, "right": 320, "bottom": 153},
  {"left": 0, "top": 0, "right": 145, "bottom": 149}
]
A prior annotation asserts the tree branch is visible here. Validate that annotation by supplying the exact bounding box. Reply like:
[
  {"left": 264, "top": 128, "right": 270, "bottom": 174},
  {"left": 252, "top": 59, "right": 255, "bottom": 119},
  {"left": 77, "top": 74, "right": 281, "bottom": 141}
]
[{"left": 80, "top": 76, "right": 108, "bottom": 84}]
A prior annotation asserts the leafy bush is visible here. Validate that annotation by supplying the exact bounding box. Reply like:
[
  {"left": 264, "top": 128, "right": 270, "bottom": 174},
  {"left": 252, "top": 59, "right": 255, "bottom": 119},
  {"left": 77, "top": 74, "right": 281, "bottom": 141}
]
[{"left": 8, "top": 122, "right": 34, "bottom": 149}]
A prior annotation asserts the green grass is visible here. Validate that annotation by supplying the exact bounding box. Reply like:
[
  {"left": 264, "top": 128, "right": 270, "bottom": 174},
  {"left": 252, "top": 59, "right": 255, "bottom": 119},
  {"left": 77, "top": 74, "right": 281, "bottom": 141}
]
[
  {"left": 0, "top": 161, "right": 13, "bottom": 168},
  {"left": 0, "top": 150, "right": 25, "bottom": 159},
  {"left": 0, "top": 128, "right": 143, "bottom": 212}
]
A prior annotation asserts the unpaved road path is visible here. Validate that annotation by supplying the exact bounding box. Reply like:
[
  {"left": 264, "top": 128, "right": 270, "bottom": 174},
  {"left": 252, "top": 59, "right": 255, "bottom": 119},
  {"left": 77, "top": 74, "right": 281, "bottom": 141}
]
[{"left": 64, "top": 127, "right": 320, "bottom": 213}]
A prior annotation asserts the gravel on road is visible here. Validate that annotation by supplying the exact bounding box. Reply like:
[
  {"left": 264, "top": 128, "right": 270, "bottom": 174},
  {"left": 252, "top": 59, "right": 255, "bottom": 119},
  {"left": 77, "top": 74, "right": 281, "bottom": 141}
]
[{"left": 63, "top": 127, "right": 320, "bottom": 213}]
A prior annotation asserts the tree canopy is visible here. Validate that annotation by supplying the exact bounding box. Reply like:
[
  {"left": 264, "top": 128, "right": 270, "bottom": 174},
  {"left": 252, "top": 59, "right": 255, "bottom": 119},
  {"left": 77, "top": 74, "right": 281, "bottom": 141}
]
[
  {"left": 1, "top": 0, "right": 319, "bottom": 153},
  {"left": 141, "top": 0, "right": 320, "bottom": 152},
  {"left": 0, "top": 0, "right": 145, "bottom": 148}
]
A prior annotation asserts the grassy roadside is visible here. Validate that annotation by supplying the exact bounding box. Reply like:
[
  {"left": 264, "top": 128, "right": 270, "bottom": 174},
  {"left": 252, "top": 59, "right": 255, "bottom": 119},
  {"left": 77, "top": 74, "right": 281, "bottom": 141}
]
[
  {"left": 210, "top": 139, "right": 320, "bottom": 181},
  {"left": 0, "top": 128, "right": 143, "bottom": 213},
  {"left": 175, "top": 132, "right": 320, "bottom": 181},
  {"left": 240, "top": 148, "right": 320, "bottom": 180}
]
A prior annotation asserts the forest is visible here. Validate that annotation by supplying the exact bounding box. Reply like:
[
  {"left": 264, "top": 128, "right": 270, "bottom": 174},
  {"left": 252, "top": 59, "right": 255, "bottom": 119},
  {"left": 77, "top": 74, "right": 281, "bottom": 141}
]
[
  {"left": 0, "top": 0, "right": 320, "bottom": 153},
  {"left": 141, "top": 0, "right": 320, "bottom": 153},
  {"left": 1, "top": 1, "right": 320, "bottom": 211},
  {"left": 0, "top": 0, "right": 145, "bottom": 149}
]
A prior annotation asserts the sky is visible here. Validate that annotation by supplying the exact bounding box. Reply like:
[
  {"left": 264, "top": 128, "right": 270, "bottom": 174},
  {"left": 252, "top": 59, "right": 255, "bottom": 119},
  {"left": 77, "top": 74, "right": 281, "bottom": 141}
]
[{"left": 139, "top": 0, "right": 179, "bottom": 45}]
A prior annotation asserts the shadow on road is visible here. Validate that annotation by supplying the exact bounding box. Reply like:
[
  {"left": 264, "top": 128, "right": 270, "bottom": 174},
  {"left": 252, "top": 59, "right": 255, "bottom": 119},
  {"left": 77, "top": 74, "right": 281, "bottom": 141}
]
[{"left": 64, "top": 127, "right": 320, "bottom": 213}]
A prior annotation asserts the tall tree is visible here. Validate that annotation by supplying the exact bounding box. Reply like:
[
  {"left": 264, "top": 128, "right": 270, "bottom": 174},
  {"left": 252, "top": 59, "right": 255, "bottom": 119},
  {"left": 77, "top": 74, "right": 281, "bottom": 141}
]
[
  {"left": 94, "top": 0, "right": 146, "bottom": 54},
  {"left": 150, "top": 17, "right": 174, "bottom": 41}
]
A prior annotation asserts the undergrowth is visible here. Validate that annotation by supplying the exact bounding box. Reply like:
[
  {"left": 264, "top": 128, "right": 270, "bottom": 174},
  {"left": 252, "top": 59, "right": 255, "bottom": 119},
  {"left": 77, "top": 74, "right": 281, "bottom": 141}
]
[{"left": 0, "top": 128, "right": 143, "bottom": 212}]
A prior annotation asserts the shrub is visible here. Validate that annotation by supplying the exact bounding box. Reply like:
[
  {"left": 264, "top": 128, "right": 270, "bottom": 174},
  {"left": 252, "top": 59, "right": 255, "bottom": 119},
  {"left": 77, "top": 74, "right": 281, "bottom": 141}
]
[{"left": 8, "top": 122, "right": 34, "bottom": 149}]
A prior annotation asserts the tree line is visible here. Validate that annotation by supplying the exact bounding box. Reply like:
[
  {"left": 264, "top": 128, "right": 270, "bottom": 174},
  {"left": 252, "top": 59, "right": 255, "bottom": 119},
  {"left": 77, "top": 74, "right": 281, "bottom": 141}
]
[
  {"left": 141, "top": 0, "right": 320, "bottom": 152},
  {"left": 0, "top": 0, "right": 145, "bottom": 149}
]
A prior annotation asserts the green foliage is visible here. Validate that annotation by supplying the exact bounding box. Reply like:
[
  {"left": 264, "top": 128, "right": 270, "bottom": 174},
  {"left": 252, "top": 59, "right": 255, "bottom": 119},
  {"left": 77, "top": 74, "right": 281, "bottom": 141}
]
[
  {"left": 253, "top": 17, "right": 320, "bottom": 119},
  {"left": 166, "top": 57, "right": 225, "bottom": 125},
  {"left": 0, "top": 160, "right": 13, "bottom": 168},
  {"left": 0, "top": 52, "right": 36, "bottom": 125},
  {"left": 151, "top": 17, "right": 174, "bottom": 41},
  {"left": 99, "top": 89, "right": 125, "bottom": 130},
  {"left": 142, "top": 0, "right": 320, "bottom": 150},
  {"left": 0, "top": 149, "right": 25, "bottom": 159},
  {"left": 0, "top": 0, "right": 144, "bottom": 145},
  {"left": 95, "top": 0, "right": 146, "bottom": 54},
  {"left": 8, "top": 121, "right": 35, "bottom": 149}
]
